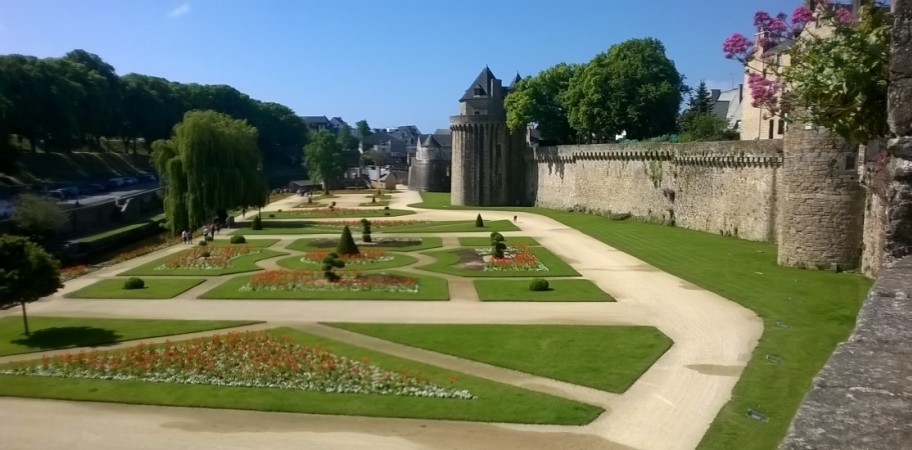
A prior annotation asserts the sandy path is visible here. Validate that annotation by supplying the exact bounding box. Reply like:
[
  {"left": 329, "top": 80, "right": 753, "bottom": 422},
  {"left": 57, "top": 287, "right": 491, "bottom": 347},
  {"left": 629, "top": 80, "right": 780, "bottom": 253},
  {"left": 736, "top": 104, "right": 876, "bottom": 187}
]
[{"left": 0, "top": 188, "right": 763, "bottom": 450}]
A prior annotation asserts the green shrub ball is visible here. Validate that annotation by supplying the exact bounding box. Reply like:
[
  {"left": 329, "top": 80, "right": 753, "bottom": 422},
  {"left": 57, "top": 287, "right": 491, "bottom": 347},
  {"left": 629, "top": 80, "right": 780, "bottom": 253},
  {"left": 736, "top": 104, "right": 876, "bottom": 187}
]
[
  {"left": 529, "top": 278, "right": 550, "bottom": 291},
  {"left": 230, "top": 235, "right": 246, "bottom": 244},
  {"left": 123, "top": 277, "right": 145, "bottom": 290}
]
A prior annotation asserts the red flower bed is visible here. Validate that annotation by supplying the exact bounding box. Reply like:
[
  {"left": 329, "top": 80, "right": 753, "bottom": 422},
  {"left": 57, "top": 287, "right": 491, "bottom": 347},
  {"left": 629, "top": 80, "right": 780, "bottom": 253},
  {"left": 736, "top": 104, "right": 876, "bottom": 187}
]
[
  {"left": 244, "top": 269, "right": 418, "bottom": 293},
  {"left": 159, "top": 245, "right": 255, "bottom": 270},
  {"left": 302, "top": 249, "right": 391, "bottom": 264}
]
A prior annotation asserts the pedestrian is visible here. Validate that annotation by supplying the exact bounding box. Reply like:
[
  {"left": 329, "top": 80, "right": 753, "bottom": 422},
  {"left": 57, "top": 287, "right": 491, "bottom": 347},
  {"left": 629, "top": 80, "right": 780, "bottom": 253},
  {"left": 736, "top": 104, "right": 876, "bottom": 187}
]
[
  {"left": 180, "top": 230, "right": 188, "bottom": 244},
  {"left": 202, "top": 225, "right": 209, "bottom": 239}
]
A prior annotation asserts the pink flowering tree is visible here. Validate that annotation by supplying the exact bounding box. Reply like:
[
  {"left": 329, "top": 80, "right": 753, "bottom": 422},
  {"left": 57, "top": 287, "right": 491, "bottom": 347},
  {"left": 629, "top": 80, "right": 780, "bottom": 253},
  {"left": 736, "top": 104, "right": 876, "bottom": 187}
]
[{"left": 723, "top": 1, "right": 891, "bottom": 144}]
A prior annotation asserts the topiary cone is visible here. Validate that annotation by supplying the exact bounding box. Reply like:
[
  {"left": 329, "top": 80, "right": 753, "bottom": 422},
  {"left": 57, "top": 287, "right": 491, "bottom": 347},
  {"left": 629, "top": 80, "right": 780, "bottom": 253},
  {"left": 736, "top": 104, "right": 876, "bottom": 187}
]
[
  {"left": 475, "top": 214, "right": 484, "bottom": 228},
  {"left": 336, "top": 225, "right": 360, "bottom": 255}
]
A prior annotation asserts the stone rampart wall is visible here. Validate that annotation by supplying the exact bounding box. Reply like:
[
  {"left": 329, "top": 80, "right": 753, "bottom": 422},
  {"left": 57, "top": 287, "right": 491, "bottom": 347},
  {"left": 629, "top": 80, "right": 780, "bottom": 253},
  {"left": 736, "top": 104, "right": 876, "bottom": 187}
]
[{"left": 528, "top": 140, "right": 783, "bottom": 241}]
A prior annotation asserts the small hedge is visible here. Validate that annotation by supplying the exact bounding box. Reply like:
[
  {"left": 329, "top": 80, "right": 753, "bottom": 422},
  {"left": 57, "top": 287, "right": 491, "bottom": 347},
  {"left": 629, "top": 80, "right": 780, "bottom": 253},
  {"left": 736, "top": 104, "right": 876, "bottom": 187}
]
[
  {"left": 529, "top": 278, "right": 550, "bottom": 291},
  {"left": 230, "top": 235, "right": 247, "bottom": 244},
  {"left": 251, "top": 215, "right": 263, "bottom": 230},
  {"left": 123, "top": 277, "right": 145, "bottom": 290},
  {"left": 198, "top": 240, "right": 207, "bottom": 247},
  {"left": 475, "top": 214, "right": 484, "bottom": 227}
]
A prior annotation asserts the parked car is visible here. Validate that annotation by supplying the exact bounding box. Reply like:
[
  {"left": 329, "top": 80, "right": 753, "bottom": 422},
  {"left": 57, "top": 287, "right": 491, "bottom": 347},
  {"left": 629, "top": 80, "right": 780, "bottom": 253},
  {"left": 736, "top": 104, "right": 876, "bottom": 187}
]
[
  {"left": 107, "top": 177, "right": 126, "bottom": 188},
  {"left": 138, "top": 173, "right": 157, "bottom": 182},
  {"left": 46, "top": 189, "right": 67, "bottom": 200},
  {"left": 122, "top": 176, "right": 139, "bottom": 185},
  {"left": 59, "top": 186, "right": 80, "bottom": 198}
]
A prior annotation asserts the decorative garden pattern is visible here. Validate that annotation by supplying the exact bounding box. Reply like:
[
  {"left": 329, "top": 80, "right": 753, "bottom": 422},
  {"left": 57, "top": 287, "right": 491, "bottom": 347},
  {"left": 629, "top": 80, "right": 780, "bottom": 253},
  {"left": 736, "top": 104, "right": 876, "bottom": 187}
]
[
  {"left": 157, "top": 246, "right": 258, "bottom": 271},
  {"left": 301, "top": 249, "right": 394, "bottom": 265},
  {"left": 0, "top": 331, "right": 474, "bottom": 399},
  {"left": 242, "top": 269, "right": 420, "bottom": 293},
  {"left": 478, "top": 244, "right": 548, "bottom": 272}
]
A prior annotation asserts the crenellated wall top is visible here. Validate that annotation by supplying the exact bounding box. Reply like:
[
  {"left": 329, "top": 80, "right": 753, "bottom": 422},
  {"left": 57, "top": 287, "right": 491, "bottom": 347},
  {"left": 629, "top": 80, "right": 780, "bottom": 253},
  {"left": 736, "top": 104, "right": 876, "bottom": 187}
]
[{"left": 531, "top": 140, "right": 783, "bottom": 167}]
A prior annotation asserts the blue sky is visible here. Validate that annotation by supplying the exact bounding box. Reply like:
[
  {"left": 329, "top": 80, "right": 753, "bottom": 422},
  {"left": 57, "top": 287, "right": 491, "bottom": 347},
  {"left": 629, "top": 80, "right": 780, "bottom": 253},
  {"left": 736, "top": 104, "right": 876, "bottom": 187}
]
[{"left": 0, "top": 0, "right": 800, "bottom": 133}]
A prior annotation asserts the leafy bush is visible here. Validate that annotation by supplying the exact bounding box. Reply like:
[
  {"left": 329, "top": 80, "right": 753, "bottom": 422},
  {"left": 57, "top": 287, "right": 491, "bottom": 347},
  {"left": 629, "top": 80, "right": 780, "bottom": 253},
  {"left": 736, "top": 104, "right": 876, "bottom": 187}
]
[
  {"left": 529, "top": 278, "right": 550, "bottom": 291},
  {"left": 200, "top": 251, "right": 211, "bottom": 258},
  {"left": 198, "top": 240, "right": 207, "bottom": 246},
  {"left": 205, "top": 234, "right": 214, "bottom": 242},
  {"left": 322, "top": 251, "right": 345, "bottom": 282},
  {"left": 230, "top": 235, "right": 246, "bottom": 244},
  {"left": 123, "top": 277, "right": 145, "bottom": 290},
  {"left": 475, "top": 214, "right": 484, "bottom": 228},
  {"left": 361, "top": 218, "right": 372, "bottom": 243},
  {"left": 336, "top": 225, "right": 360, "bottom": 255},
  {"left": 12, "top": 194, "right": 68, "bottom": 246},
  {"left": 268, "top": 214, "right": 275, "bottom": 218},
  {"left": 251, "top": 215, "right": 263, "bottom": 230}
]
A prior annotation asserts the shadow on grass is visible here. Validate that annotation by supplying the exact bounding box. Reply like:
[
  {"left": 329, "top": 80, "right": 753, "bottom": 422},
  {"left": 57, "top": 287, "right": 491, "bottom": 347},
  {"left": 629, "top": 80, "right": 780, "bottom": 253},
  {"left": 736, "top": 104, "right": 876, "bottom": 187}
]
[{"left": 11, "top": 327, "right": 122, "bottom": 350}]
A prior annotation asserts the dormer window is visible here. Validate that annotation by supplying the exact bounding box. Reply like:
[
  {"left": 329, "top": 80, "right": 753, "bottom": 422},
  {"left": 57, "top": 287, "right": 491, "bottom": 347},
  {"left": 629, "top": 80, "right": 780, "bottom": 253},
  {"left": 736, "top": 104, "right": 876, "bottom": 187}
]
[{"left": 473, "top": 87, "right": 485, "bottom": 96}]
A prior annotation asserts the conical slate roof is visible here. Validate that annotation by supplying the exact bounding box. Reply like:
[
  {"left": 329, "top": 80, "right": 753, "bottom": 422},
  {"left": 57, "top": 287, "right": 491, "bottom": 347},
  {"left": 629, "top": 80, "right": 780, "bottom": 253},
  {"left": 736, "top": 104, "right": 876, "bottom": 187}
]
[
  {"left": 509, "top": 72, "right": 522, "bottom": 89},
  {"left": 460, "top": 66, "right": 497, "bottom": 101}
]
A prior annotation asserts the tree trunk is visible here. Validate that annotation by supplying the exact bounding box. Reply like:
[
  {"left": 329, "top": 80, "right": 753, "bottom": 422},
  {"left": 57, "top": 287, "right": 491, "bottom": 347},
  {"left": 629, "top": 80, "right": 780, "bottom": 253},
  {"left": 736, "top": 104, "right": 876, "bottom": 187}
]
[{"left": 20, "top": 301, "right": 30, "bottom": 336}]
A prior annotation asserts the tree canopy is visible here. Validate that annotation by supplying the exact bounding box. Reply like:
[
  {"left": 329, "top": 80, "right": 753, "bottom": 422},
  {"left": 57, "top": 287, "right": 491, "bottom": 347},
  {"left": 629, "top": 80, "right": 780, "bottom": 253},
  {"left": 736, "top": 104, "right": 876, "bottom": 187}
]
[
  {"left": 153, "top": 110, "right": 266, "bottom": 233},
  {"left": 565, "top": 38, "right": 684, "bottom": 141},
  {"left": 505, "top": 63, "right": 581, "bottom": 144},
  {"left": 0, "top": 49, "right": 309, "bottom": 167},
  {"left": 0, "top": 235, "right": 61, "bottom": 335},
  {"left": 304, "top": 129, "right": 348, "bottom": 187},
  {"left": 505, "top": 38, "right": 684, "bottom": 142},
  {"left": 12, "top": 194, "right": 69, "bottom": 247}
]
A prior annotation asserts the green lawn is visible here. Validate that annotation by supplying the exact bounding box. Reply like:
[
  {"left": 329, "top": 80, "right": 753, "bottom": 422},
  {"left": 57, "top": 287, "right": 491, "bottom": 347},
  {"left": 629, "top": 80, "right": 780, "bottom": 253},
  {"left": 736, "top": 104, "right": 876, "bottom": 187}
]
[
  {"left": 419, "top": 247, "right": 580, "bottom": 277},
  {"left": 329, "top": 324, "right": 670, "bottom": 393},
  {"left": 64, "top": 278, "right": 205, "bottom": 299},
  {"left": 458, "top": 236, "right": 541, "bottom": 246},
  {"left": 263, "top": 209, "right": 414, "bottom": 219},
  {"left": 414, "top": 192, "right": 872, "bottom": 449},
  {"left": 275, "top": 253, "right": 418, "bottom": 271},
  {"left": 72, "top": 222, "right": 151, "bottom": 244},
  {"left": 474, "top": 279, "right": 615, "bottom": 302},
  {"left": 234, "top": 220, "right": 519, "bottom": 235},
  {"left": 119, "top": 249, "right": 286, "bottom": 276},
  {"left": 0, "top": 317, "right": 259, "bottom": 356},
  {"left": 205, "top": 238, "right": 280, "bottom": 248},
  {"left": 0, "top": 328, "right": 603, "bottom": 424},
  {"left": 200, "top": 271, "right": 449, "bottom": 300},
  {"left": 286, "top": 237, "right": 444, "bottom": 252}
]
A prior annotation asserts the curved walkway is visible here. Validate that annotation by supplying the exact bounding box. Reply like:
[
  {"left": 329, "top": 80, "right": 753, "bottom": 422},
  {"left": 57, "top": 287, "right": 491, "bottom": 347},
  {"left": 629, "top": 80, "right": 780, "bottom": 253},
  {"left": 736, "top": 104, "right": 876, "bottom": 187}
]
[{"left": 0, "top": 189, "right": 763, "bottom": 450}]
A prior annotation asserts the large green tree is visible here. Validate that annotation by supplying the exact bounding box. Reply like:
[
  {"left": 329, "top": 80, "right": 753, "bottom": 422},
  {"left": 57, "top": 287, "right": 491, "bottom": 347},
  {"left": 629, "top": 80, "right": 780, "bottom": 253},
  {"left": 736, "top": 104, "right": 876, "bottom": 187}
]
[
  {"left": 153, "top": 110, "right": 266, "bottom": 233},
  {"left": 0, "top": 235, "right": 61, "bottom": 335},
  {"left": 12, "top": 194, "right": 69, "bottom": 247},
  {"left": 505, "top": 63, "right": 581, "bottom": 144},
  {"left": 566, "top": 38, "right": 684, "bottom": 141},
  {"left": 304, "top": 129, "right": 347, "bottom": 188},
  {"left": 355, "top": 119, "right": 373, "bottom": 142}
]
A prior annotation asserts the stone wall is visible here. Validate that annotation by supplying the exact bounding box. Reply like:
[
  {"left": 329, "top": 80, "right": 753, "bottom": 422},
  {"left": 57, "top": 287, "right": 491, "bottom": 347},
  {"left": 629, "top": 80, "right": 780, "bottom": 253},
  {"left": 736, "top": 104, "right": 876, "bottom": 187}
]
[
  {"left": 779, "top": 256, "right": 912, "bottom": 449},
  {"left": 527, "top": 140, "right": 783, "bottom": 241}
]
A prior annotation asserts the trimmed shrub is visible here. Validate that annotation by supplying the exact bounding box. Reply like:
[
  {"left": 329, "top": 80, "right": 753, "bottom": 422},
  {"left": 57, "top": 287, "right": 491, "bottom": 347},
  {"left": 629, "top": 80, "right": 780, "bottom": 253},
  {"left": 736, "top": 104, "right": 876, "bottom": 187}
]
[
  {"left": 322, "top": 251, "right": 345, "bottom": 282},
  {"left": 251, "top": 215, "right": 263, "bottom": 230},
  {"left": 230, "top": 235, "right": 246, "bottom": 244},
  {"left": 361, "top": 218, "right": 372, "bottom": 243},
  {"left": 336, "top": 225, "right": 360, "bottom": 255},
  {"left": 529, "top": 278, "right": 550, "bottom": 291},
  {"left": 198, "top": 240, "right": 207, "bottom": 246},
  {"left": 268, "top": 214, "right": 275, "bottom": 218},
  {"left": 383, "top": 206, "right": 390, "bottom": 210},
  {"left": 200, "top": 251, "right": 211, "bottom": 258},
  {"left": 205, "top": 234, "right": 214, "bottom": 242},
  {"left": 475, "top": 214, "right": 484, "bottom": 228},
  {"left": 123, "top": 277, "right": 145, "bottom": 290}
]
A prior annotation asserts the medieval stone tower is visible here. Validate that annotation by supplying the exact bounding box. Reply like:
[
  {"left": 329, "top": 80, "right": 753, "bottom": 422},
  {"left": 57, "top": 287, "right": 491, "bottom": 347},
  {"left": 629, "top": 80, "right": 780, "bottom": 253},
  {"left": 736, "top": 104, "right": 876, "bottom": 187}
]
[
  {"left": 450, "top": 67, "right": 525, "bottom": 206},
  {"left": 777, "top": 120, "right": 866, "bottom": 270}
]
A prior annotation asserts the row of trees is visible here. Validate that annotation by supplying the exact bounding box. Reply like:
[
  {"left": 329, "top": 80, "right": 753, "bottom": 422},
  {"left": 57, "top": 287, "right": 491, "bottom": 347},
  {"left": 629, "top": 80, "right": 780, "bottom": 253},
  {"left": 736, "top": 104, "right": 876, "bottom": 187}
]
[
  {"left": 0, "top": 49, "right": 310, "bottom": 168},
  {"left": 506, "top": 38, "right": 735, "bottom": 143}
]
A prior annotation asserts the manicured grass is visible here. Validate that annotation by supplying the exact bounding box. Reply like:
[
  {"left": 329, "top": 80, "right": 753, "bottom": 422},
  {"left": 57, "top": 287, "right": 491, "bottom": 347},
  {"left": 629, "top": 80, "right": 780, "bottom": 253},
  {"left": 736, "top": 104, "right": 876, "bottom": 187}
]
[
  {"left": 199, "top": 271, "right": 449, "bottom": 300},
  {"left": 275, "top": 253, "right": 418, "bottom": 271},
  {"left": 0, "top": 328, "right": 601, "bottom": 424},
  {"left": 263, "top": 209, "right": 414, "bottom": 219},
  {"left": 419, "top": 247, "right": 580, "bottom": 277},
  {"left": 415, "top": 192, "right": 872, "bottom": 449},
  {"left": 64, "top": 278, "right": 205, "bottom": 299},
  {"left": 0, "top": 317, "right": 259, "bottom": 356},
  {"left": 72, "top": 222, "right": 150, "bottom": 244},
  {"left": 119, "top": 249, "right": 286, "bottom": 276},
  {"left": 286, "top": 237, "right": 443, "bottom": 252},
  {"left": 330, "top": 324, "right": 670, "bottom": 393},
  {"left": 458, "top": 236, "right": 541, "bottom": 246},
  {"left": 474, "top": 279, "right": 614, "bottom": 302},
  {"left": 204, "top": 238, "right": 280, "bottom": 248}
]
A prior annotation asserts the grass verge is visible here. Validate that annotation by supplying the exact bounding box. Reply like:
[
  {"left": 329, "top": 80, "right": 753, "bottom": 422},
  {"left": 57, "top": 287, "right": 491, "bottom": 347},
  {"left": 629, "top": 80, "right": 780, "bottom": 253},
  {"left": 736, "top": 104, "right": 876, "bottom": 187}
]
[
  {"left": 419, "top": 247, "right": 580, "bottom": 277},
  {"left": 414, "top": 192, "right": 872, "bottom": 449},
  {"left": 64, "top": 278, "right": 205, "bottom": 299},
  {"left": 0, "top": 317, "right": 259, "bottom": 356},
  {"left": 199, "top": 271, "right": 449, "bottom": 300},
  {"left": 119, "top": 250, "right": 286, "bottom": 276},
  {"left": 474, "top": 279, "right": 614, "bottom": 302},
  {"left": 329, "top": 324, "right": 670, "bottom": 393},
  {"left": 0, "top": 328, "right": 602, "bottom": 424}
]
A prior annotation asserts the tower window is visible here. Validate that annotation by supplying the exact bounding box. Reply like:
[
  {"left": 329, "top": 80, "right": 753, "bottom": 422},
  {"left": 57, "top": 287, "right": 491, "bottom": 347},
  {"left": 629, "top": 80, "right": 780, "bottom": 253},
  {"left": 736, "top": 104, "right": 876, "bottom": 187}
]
[
  {"left": 768, "top": 120, "right": 774, "bottom": 139},
  {"left": 777, "top": 119, "right": 785, "bottom": 135},
  {"left": 473, "top": 87, "right": 485, "bottom": 96}
]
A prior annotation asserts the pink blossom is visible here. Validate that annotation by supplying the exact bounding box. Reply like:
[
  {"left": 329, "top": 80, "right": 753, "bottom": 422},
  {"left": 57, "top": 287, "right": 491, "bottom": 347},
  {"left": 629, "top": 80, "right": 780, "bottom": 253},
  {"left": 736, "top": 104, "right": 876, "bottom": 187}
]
[
  {"left": 723, "top": 33, "right": 753, "bottom": 59},
  {"left": 791, "top": 5, "right": 815, "bottom": 25},
  {"left": 754, "top": 11, "right": 772, "bottom": 28},
  {"left": 835, "top": 7, "right": 855, "bottom": 25},
  {"left": 747, "top": 72, "right": 780, "bottom": 113},
  {"left": 767, "top": 18, "right": 788, "bottom": 33}
]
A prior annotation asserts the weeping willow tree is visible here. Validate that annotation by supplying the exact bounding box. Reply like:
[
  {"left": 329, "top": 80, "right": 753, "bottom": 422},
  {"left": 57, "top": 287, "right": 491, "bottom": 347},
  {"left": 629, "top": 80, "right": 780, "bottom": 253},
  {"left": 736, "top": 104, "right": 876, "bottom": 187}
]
[{"left": 152, "top": 110, "right": 266, "bottom": 234}]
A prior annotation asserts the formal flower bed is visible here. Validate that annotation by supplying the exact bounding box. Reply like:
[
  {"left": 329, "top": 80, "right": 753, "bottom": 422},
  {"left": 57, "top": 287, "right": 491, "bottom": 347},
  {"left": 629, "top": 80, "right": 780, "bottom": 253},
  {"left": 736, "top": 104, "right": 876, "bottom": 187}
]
[
  {"left": 0, "top": 331, "right": 473, "bottom": 399},
  {"left": 242, "top": 269, "right": 419, "bottom": 293},
  {"left": 157, "top": 245, "right": 257, "bottom": 270},
  {"left": 308, "top": 237, "right": 422, "bottom": 248},
  {"left": 303, "top": 220, "right": 430, "bottom": 229},
  {"left": 301, "top": 249, "right": 393, "bottom": 265},
  {"left": 482, "top": 244, "right": 548, "bottom": 272},
  {"left": 60, "top": 265, "right": 92, "bottom": 282}
]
